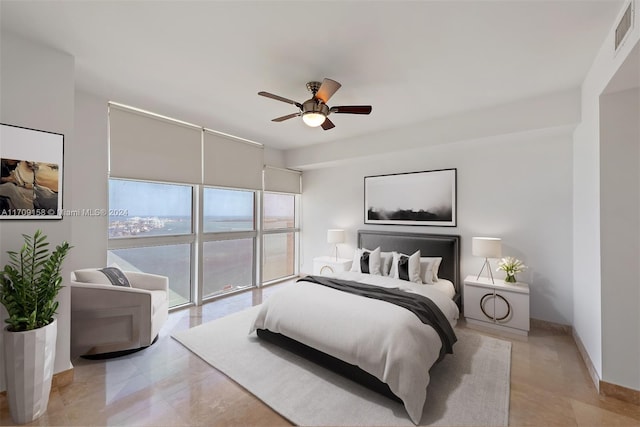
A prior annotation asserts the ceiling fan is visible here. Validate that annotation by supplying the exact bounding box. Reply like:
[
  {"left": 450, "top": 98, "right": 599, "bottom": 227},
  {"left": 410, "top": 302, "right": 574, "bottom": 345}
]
[{"left": 258, "top": 78, "right": 372, "bottom": 130}]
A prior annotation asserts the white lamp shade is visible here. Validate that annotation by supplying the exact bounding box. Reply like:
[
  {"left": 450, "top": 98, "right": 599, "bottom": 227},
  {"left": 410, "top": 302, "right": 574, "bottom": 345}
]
[
  {"left": 472, "top": 237, "right": 502, "bottom": 258},
  {"left": 327, "top": 229, "right": 345, "bottom": 244}
]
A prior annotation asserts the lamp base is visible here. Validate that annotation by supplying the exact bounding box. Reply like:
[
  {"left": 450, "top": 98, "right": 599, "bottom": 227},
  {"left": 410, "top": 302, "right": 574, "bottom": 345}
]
[{"left": 476, "top": 258, "right": 495, "bottom": 284}]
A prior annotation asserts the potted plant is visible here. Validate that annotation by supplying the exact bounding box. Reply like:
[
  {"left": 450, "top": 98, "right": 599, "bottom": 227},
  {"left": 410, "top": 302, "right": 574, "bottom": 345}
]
[{"left": 0, "top": 230, "right": 71, "bottom": 424}]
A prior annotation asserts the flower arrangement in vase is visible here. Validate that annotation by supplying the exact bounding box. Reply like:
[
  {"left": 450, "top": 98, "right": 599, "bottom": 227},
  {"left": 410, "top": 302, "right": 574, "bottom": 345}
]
[{"left": 497, "top": 256, "right": 527, "bottom": 283}]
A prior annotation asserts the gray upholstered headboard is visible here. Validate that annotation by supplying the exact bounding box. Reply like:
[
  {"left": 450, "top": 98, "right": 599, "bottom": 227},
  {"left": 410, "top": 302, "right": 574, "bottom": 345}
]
[{"left": 357, "top": 230, "right": 461, "bottom": 306}]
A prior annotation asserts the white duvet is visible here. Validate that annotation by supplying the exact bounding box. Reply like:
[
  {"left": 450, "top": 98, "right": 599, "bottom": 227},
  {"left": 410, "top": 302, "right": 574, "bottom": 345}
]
[{"left": 249, "top": 271, "right": 459, "bottom": 424}]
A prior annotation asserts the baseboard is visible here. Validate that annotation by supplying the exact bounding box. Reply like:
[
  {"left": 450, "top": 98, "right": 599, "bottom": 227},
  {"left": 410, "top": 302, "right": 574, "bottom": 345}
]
[
  {"left": 0, "top": 367, "right": 74, "bottom": 397},
  {"left": 600, "top": 380, "right": 640, "bottom": 405},
  {"left": 571, "top": 327, "right": 640, "bottom": 405},
  {"left": 572, "top": 327, "right": 601, "bottom": 393},
  {"left": 530, "top": 318, "right": 601, "bottom": 392}
]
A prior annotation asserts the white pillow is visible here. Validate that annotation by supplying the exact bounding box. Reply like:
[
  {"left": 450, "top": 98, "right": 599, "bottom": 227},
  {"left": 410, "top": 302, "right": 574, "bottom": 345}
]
[
  {"left": 380, "top": 251, "right": 393, "bottom": 276},
  {"left": 419, "top": 258, "right": 435, "bottom": 284},
  {"left": 420, "top": 256, "right": 443, "bottom": 283},
  {"left": 390, "top": 250, "right": 422, "bottom": 284},
  {"left": 350, "top": 247, "right": 382, "bottom": 275}
]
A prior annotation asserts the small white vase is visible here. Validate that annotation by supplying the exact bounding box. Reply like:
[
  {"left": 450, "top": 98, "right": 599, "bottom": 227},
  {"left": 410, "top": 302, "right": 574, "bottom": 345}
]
[{"left": 3, "top": 319, "right": 57, "bottom": 424}]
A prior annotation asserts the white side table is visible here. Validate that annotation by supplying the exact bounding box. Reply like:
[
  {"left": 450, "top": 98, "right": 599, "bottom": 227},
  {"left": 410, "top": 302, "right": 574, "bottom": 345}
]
[
  {"left": 463, "top": 275, "right": 530, "bottom": 336},
  {"left": 313, "top": 256, "right": 352, "bottom": 275}
]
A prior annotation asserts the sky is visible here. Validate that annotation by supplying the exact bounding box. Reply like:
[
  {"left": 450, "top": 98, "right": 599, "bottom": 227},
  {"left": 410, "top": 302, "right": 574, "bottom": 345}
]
[{"left": 109, "top": 179, "right": 193, "bottom": 217}]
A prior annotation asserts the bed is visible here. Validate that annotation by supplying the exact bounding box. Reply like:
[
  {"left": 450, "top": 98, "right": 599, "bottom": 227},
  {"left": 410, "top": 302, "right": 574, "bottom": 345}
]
[{"left": 249, "top": 230, "right": 461, "bottom": 424}]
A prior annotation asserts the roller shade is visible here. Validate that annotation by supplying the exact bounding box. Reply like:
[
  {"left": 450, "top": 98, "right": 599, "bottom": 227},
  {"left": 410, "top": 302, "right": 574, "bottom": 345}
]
[
  {"left": 263, "top": 166, "right": 302, "bottom": 194},
  {"left": 203, "top": 130, "right": 263, "bottom": 190},
  {"left": 109, "top": 105, "right": 202, "bottom": 183}
]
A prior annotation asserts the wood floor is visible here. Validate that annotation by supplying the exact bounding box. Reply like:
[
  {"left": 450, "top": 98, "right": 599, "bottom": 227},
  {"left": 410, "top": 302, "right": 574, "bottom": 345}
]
[{"left": 1, "top": 278, "right": 639, "bottom": 426}]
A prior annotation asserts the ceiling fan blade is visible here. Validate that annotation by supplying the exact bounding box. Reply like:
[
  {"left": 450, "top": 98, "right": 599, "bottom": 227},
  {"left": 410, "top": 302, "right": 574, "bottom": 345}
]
[
  {"left": 272, "top": 112, "right": 300, "bottom": 122},
  {"left": 258, "top": 91, "right": 302, "bottom": 108},
  {"left": 329, "top": 105, "right": 372, "bottom": 115},
  {"left": 316, "top": 78, "right": 341, "bottom": 103},
  {"left": 321, "top": 117, "right": 335, "bottom": 130}
]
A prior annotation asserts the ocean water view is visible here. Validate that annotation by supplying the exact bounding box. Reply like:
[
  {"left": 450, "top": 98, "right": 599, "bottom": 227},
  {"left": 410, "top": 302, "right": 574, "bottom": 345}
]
[{"left": 109, "top": 215, "right": 258, "bottom": 238}]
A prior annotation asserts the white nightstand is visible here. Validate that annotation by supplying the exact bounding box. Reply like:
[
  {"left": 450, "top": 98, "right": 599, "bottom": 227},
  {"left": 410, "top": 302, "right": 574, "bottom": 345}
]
[
  {"left": 313, "top": 256, "right": 352, "bottom": 275},
  {"left": 463, "top": 275, "right": 530, "bottom": 336}
]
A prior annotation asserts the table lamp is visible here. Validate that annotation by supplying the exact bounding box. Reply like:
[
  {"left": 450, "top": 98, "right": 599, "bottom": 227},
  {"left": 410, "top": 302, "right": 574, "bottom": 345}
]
[
  {"left": 327, "top": 229, "right": 345, "bottom": 261},
  {"left": 472, "top": 237, "right": 502, "bottom": 284}
]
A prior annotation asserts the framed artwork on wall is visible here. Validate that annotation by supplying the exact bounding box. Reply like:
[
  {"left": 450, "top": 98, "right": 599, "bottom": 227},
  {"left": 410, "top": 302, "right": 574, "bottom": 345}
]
[
  {"left": 364, "top": 168, "right": 457, "bottom": 226},
  {"left": 0, "top": 123, "right": 64, "bottom": 220}
]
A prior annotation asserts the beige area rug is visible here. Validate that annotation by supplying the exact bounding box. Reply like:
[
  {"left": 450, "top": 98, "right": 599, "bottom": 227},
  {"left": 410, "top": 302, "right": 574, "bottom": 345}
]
[{"left": 172, "top": 306, "right": 511, "bottom": 426}]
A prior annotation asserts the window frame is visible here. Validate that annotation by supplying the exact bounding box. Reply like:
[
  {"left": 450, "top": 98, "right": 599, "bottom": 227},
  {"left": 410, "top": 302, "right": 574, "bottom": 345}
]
[
  {"left": 107, "top": 178, "right": 261, "bottom": 310},
  {"left": 261, "top": 191, "right": 300, "bottom": 285},
  {"left": 107, "top": 178, "right": 197, "bottom": 309},
  {"left": 198, "top": 185, "right": 258, "bottom": 305}
]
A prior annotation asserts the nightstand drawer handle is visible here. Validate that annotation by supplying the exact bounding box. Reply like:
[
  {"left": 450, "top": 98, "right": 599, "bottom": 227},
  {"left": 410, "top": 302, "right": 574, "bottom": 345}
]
[
  {"left": 479, "top": 293, "right": 494, "bottom": 320},
  {"left": 319, "top": 265, "right": 334, "bottom": 275},
  {"left": 480, "top": 293, "right": 512, "bottom": 321}
]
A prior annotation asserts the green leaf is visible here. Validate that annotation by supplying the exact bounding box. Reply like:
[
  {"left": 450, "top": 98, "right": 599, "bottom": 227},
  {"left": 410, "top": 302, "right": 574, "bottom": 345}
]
[{"left": 0, "top": 230, "right": 72, "bottom": 331}]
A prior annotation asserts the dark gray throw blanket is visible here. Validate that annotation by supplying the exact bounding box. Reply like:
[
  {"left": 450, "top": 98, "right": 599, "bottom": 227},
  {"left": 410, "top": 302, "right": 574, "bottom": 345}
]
[{"left": 297, "top": 275, "right": 457, "bottom": 359}]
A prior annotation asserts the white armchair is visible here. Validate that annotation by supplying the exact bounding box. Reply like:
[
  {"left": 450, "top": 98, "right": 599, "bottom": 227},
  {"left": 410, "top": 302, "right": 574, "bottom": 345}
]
[{"left": 70, "top": 268, "right": 169, "bottom": 357}]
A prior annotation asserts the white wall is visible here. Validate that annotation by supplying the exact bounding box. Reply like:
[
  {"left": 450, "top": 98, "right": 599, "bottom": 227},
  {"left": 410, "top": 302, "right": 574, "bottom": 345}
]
[
  {"left": 0, "top": 33, "right": 112, "bottom": 391},
  {"left": 70, "top": 90, "right": 109, "bottom": 267},
  {"left": 573, "top": 0, "right": 640, "bottom": 385},
  {"left": 600, "top": 86, "right": 640, "bottom": 390},
  {"left": 299, "top": 126, "right": 574, "bottom": 324},
  {"left": 0, "top": 32, "right": 75, "bottom": 389}
]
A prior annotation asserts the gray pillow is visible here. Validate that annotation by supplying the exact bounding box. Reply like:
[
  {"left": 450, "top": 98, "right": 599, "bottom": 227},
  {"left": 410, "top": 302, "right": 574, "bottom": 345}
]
[
  {"left": 99, "top": 267, "right": 131, "bottom": 287},
  {"left": 75, "top": 267, "right": 131, "bottom": 287}
]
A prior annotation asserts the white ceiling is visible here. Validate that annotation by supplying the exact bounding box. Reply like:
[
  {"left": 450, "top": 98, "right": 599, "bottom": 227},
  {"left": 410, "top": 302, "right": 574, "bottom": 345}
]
[{"left": 0, "top": 0, "right": 623, "bottom": 150}]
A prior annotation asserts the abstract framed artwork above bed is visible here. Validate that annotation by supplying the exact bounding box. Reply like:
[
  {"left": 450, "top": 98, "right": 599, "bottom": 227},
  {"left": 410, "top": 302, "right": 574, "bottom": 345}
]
[{"left": 364, "top": 168, "right": 457, "bottom": 226}]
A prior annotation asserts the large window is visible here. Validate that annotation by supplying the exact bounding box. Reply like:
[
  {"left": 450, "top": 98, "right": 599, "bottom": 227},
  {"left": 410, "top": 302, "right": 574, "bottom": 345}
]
[
  {"left": 108, "top": 244, "right": 191, "bottom": 307},
  {"left": 202, "top": 187, "right": 256, "bottom": 301},
  {"left": 203, "top": 238, "right": 254, "bottom": 297},
  {"left": 203, "top": 187, "right": 254, "bottom": 232},
  {"left": 263, "top": 192, "right": 295, "bottom": 229},
  {"left": 108, "top": 179, "right": 259, "bottom": 308},
  {"left": 108, "top": 104, "right": 299, "bottom": 310},
  {"left": 262, "top": 192, "right": 298, "bottom": 283},
  {"left": 108, "top": 179, "right": 194, "bottom": 307},
  {"left": 109, "top": 179, "right": 192, "bottom": 238},
  {"left": 263, "top": 232, "right": 295, "bottom": 281}
]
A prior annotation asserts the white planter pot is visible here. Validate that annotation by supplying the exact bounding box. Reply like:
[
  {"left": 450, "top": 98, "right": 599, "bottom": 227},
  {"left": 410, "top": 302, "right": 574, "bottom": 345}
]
[{"left": 3, "top": 319, "right": 57, "bottom": 424}]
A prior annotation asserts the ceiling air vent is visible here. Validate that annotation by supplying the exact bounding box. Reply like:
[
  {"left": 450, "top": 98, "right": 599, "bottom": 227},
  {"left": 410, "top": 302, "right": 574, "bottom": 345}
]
[{"left": 615, "top": 2, "right": 634, "bottom": 51}]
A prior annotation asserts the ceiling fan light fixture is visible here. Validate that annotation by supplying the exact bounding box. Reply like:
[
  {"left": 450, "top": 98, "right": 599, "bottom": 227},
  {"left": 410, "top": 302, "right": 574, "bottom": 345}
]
[
  {"left": 302, "top": 112, "right": 326, "bottom": 127},
  {"left": 259, "top": 78, "right": 372, "bottom": 130}
]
